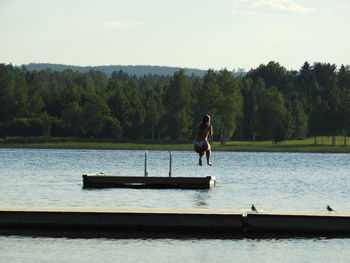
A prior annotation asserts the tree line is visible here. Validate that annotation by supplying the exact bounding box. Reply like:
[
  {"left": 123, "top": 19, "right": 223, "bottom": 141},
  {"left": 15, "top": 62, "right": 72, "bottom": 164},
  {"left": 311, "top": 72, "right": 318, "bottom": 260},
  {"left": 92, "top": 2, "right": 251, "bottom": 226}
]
[
  {"left": 0, "top": 61, "right": 349, "bottom": 144},
  {"left": 24, "top": 63, "right": 213, "bottom": 78}
]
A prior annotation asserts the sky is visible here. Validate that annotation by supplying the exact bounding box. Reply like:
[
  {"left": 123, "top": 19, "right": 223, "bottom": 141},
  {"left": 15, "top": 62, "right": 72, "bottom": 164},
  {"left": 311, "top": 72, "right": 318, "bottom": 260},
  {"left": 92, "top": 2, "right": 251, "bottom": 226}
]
[{"left": 1, "top": 0, "right": 349, "bottom": 71}]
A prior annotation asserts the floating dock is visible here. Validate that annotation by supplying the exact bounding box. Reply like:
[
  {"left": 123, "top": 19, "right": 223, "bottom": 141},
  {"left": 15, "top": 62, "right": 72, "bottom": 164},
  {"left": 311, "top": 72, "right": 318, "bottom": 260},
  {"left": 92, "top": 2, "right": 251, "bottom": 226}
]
[
  {"left": 1, "top": 207, "right": 350, "bottom": 237},
  {"left": 244, "top": 211, "right": 350, "bottom": 235},
  {"left": 82, "top": 174, "right": 216, "bottom": 189},
  {"left": 82, "top": 151, "right": 216, "bottom": 190},
  {"left": 0, "top": 207, "right": 241, "bottom": 237}
]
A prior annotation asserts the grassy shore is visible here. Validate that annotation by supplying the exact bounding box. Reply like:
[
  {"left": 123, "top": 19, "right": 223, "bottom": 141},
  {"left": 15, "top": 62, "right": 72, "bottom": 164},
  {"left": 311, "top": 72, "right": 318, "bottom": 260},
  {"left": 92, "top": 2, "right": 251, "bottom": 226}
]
[{"left": 0, "top": 136, "right": 349, "bottom": 153}]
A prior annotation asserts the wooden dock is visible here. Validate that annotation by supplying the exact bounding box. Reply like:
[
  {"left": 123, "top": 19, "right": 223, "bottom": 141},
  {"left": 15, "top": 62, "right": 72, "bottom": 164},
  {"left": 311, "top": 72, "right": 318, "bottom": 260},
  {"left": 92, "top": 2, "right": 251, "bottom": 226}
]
[
  {"left": 82, "top": 174, "right": 216, "bottom": 189},
  {"left": 82, "top": 151, "right": 216, "bottom": 190},
  {"left": 0, "top": 207, "right": 241, "bottom": 237},
  {"left": 1, "top": 207, "right": 350, "bottom": 237},
  {"left": 245, "top": 211, "right": 350, "bottom": 235}
]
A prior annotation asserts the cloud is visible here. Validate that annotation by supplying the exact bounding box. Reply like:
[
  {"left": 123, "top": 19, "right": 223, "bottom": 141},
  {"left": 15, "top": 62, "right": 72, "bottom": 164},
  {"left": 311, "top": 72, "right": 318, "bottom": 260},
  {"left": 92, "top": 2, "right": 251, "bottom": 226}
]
[
  {"left": 233, "top": 0, "right": 317, "bottom": 15},
  {"left": 336, "top": 1, "right": 350, "bottom": 9},
  {"left": 100, "top": 21, "right": 144, "bottom": 29}
]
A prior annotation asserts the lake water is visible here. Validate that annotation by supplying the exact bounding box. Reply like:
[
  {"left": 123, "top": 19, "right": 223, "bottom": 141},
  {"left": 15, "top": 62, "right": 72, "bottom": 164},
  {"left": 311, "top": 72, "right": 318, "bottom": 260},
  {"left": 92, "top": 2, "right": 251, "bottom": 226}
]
[{"left": 0, "top": 148, "right": 350, "bottom": 262}]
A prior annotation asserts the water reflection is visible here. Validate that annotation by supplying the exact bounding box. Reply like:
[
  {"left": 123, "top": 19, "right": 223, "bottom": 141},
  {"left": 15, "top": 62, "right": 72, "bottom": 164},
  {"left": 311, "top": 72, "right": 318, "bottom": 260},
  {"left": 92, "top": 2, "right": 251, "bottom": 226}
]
[
  {"left": 1, "top": 234, "right": 350, "bottom": 263},
  {"left": 193, "top": 190, "right": 210, "bottom": 207}
]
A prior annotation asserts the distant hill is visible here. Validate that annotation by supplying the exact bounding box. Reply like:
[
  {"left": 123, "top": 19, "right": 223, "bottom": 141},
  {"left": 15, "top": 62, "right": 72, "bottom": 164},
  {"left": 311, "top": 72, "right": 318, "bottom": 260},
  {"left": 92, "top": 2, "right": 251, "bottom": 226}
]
[{"left": 20, "top": 63, "right": 246, "bottom": 77}]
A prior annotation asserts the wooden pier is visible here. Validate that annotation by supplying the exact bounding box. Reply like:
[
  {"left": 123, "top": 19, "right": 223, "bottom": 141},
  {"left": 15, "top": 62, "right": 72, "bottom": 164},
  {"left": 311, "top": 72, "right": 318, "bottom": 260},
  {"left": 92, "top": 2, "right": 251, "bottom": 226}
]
[
  {"left": 1, "top": 207, "right": 350, "bottom": 237},
  {"left": 0, "top": 207, "right": 241, "bottom": 237},
  {"left": 245, "top": 211, "right": 350, "bottom": 234},
  {"left": 82, "top": 174, "right": 216, "bottom": 189}
]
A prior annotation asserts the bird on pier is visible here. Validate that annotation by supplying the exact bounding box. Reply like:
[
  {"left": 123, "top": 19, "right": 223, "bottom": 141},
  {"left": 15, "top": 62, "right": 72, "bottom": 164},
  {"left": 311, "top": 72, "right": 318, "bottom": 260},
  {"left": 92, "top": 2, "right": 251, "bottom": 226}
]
[
  {"left": 327, "top": 205, "right": 335, "bottom": 212},
  {"left": 251, "top": 204, "right": 258, "bottom": 213}
]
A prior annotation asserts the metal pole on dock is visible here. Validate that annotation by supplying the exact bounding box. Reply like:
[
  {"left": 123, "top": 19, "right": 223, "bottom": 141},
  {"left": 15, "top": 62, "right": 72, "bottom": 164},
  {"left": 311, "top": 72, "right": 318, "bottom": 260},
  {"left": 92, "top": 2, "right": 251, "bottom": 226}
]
[
  {"left": 144, "top": 150, "right": 148, "bottom": 177},
  {"left": 169, "top": 151, "right": 172, "bottom": 177}
]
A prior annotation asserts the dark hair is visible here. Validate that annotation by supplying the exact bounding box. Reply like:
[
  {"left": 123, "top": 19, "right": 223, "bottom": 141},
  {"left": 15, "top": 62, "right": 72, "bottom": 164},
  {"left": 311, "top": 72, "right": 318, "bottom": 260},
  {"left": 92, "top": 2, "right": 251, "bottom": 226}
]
[{"left": 202, "top": 115, "right": 210, "bottom": 123}]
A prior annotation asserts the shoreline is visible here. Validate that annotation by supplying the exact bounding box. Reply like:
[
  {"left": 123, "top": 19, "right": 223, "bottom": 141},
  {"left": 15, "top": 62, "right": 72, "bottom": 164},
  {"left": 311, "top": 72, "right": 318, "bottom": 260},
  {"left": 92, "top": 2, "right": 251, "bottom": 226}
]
[{"left": 0, "top": 138, "right": 349, "bottom": 153}]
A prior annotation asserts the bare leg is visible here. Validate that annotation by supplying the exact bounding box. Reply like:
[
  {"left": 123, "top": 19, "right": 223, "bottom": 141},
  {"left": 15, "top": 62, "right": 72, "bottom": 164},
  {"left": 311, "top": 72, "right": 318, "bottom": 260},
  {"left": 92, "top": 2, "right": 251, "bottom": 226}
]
[
  {"left": 199, "top": 152, "right": 204, "bottom": 166},
  {"left": 206, "top": 149, "right": 212, "bottom": 166}
]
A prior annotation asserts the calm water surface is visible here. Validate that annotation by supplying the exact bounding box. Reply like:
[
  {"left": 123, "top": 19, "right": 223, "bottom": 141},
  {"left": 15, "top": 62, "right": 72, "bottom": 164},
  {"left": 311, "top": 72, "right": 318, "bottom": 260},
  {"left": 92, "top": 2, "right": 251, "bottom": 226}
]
[{"left": 0, "top": 148, "right": 349, "bottom": 262}]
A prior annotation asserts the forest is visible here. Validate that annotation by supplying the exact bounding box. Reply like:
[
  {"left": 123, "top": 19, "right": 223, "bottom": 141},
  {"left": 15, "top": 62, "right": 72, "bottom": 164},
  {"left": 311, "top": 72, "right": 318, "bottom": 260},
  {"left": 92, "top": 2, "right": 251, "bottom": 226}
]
[{"left": 0, "top": 61, "right": 349, "bottom": 144}]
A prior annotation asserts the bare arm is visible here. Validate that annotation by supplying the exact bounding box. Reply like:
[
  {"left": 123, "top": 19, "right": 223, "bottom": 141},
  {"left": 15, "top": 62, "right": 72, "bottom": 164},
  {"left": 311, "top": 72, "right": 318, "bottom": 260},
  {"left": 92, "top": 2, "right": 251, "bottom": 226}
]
[{"left": 208, "top": 125, "right": 213, "bottom": 144}]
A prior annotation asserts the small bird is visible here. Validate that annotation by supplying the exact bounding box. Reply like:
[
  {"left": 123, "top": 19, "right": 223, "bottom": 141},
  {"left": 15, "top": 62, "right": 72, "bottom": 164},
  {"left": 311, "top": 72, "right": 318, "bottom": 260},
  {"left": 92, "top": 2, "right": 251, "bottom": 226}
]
[
  {"left": 251, "top": 204, "right": 258, "bottom": 213},
  {"left": 327, "top": 205, "right": 335, "bottom": 212}
]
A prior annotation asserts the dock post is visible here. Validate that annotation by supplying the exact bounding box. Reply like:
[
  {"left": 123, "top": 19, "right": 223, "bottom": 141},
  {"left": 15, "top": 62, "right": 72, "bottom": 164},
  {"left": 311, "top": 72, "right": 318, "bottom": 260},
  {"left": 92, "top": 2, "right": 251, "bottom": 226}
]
[
  {"left": 169, "top": 151, "right": 172, "bottom": 177},
  {"left": 144, "top": 150, "right": 148, "bottom": 177}
]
